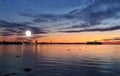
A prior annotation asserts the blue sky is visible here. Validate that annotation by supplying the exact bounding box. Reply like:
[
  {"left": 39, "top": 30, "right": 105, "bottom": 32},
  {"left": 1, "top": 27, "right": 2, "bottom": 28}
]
[
  {"left": 0, "top": 0, "right": 120, "bottom": 42},
  {"left": 0, "top": 0, "right": 93, "bottom": 21}
]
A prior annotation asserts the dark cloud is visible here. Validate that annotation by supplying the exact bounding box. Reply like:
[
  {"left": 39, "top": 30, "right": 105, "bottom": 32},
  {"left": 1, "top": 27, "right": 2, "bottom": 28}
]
[
  {"left": 20, "top": 12, "right": 80, "bottom": 23},
  {"left": 0, "top": 19, "right": 47, "bottom": 38},
  {"left": 102, "top": 37, "right": 120, "bottom": 41},
  {"left": 67, "top": 0, "right": 120, "bottom": 28},
  {"left": 0, "top": 32, "right": 14, "bottom": 36},
  {"left": 32, "top": 35, "right": 44, "bottom": 39},
  {"left": 29, "top": 26, "right": 47, "bottom": 34},
  {"left": 63, "top": 0, "right": 120, "bottom": 31},
  {"left": 70, "top": 0, "right": 120, "bottom": 18},
  {"left": 15, "top": 35, "right": 44, "bottom": 40},
  {"left": 20, "top": 12, "right": 61, "bottom": 23},
  {"left": 19, "top": 0, "right": 120, "bottom": 33},
  {"left": 60, "top": 25, "right": 120, "bottom": 33},
  {"left": 15, "top": 37, "right": 27, "bottom": 40},
  {"left": 65, "top": 23, "right": 91, "bottom": 29}
]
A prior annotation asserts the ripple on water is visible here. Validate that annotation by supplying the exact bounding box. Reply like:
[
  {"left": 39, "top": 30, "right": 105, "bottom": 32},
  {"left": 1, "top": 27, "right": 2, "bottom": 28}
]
[{"left": 1, "top": 45, "right": 120, "bottom": 76}]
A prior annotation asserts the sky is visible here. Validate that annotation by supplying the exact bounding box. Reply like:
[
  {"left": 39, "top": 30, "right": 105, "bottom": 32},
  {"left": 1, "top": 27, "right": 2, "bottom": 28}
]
[{"left": 0, "top": 0, "right": 120, "bottom": 43}]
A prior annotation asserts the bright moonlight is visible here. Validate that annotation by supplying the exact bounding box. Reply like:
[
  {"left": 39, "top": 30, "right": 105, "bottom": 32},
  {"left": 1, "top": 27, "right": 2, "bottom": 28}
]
[{"left": 26, "top": 30, "right": 32, "bottom": 37}]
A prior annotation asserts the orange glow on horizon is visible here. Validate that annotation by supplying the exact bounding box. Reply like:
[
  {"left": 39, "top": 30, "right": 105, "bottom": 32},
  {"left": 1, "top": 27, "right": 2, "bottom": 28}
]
[{"left": 0, "top": 30, "right": 120, "bottom": 43}]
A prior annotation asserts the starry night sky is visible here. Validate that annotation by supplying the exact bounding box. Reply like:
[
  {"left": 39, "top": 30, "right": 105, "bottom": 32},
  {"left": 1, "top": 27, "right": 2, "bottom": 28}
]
[{"left": 0, "top": 0, "right": 120, "bottom": 42}]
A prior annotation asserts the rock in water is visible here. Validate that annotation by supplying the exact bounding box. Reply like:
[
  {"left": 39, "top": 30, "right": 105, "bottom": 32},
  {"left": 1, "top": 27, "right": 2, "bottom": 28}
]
[
  {"left": 15, "top": 55, "right": 21, "bottom": 57},
  {"left": 24, "top": 68, "right": 32, "bottom": 72}
]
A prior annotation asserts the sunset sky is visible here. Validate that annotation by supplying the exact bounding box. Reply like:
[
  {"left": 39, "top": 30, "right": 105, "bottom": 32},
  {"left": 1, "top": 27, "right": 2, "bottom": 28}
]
[{"left": 0, "top": 0, "right": 120, "bottom": 42}]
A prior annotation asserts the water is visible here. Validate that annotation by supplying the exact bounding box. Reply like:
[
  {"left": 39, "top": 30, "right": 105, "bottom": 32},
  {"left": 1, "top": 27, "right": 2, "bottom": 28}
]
[{"left": 0, "top": 44, "right": 120, "bottom": 76}]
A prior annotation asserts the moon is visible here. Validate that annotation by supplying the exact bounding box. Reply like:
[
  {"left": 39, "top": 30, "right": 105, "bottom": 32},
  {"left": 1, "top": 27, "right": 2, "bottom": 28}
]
[{"left": 26, "top": 30, "right": 32, "bottom": 37}]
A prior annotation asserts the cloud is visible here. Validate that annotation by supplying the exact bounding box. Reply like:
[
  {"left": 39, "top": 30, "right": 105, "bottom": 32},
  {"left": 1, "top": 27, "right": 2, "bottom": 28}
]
[
  {"left": 66, "top": 0, "right": 120, "bottom": 28},
  {"left": 0, "top": 19, "right": 47, "bottom": 38},
  {"left": 59, "top": 25, "right": 120, "bottom": 33},
  {"left": 19, "top": 12, "right": 92, "bottom": 30},
  {"left": 0, "top": 31, "right": 14, "bottom": 36},
  {"left": 102, "top": 37, "right": 120, "bottom": 41},
  {"left": 18, "top": 0, "right": 120, "bottom": 33},
  {"left": 20, "top": 12, "right": 61, "bottom": 22}
]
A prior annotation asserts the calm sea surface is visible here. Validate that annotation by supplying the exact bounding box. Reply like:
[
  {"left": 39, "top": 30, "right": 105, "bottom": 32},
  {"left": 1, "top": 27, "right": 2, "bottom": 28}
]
[{"left": 0, "top": 44, "right": 120, "bottom": 76}]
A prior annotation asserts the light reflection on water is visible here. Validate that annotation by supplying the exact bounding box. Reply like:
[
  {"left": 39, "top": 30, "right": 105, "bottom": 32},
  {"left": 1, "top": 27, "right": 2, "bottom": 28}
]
[{"left": 0, "top": 44, "right": 120, "bottom": 76}]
